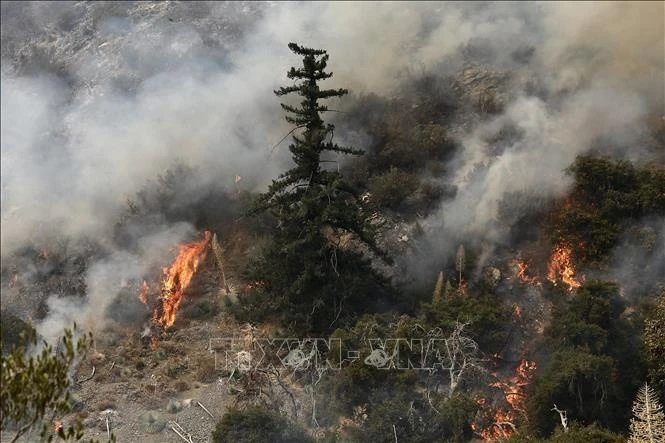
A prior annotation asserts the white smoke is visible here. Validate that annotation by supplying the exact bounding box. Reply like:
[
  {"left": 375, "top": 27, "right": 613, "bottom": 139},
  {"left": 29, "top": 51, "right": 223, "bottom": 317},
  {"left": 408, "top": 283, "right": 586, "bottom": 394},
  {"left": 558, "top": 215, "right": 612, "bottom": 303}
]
[
  {"left": 1, "top": 1, "right": 662, "bottom": 336},
  {"left": 35, "top": 221, "right": 196, "bottom": 344}
]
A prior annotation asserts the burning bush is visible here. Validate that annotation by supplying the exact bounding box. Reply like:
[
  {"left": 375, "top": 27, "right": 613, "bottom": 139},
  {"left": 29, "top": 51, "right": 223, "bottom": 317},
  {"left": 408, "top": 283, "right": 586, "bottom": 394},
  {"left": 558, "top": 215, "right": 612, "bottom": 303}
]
[
  {"left": 546, "top": 245, "right": 582, "bottom": 290},
  {"left": 548, "top": 155, "right": 665, "bottom": 265},
  {"left": 133, "top": 230, "right": 212, "bottom": 337},
  {"left": 154, "top": 230, "right": 211, "bottom": 328}
]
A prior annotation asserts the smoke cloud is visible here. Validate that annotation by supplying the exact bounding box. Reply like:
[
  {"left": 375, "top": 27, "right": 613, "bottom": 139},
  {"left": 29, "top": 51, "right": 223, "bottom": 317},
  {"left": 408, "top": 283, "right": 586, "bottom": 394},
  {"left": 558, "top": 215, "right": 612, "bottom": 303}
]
[
  {"left": 35, "top": 222, "right": 196, "bottom": 344},
  {"left": 1, "top": 1, "right": 662, "bottom": 335}
]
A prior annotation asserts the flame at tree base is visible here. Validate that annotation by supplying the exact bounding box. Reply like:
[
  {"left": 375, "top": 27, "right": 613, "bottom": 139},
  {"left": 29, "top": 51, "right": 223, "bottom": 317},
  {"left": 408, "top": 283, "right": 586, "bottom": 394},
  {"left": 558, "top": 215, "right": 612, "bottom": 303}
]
[
  {"left": 547, "top": 245, "right": 581, "bottom": 290},
  {"left": 155, "top": 230, "right": 211, "bottom": 328},
  {"left": 136, "top": 231, "right": 212, "bottom": 334},
  {"left": 138, "top": 280, "right": 149, "bottom": 305},
  {"left": 515, "top": 259, "right": 539, "bottom": 285},
  {"left": 476, "top": 359, "right": 537, "bottom": 441}
]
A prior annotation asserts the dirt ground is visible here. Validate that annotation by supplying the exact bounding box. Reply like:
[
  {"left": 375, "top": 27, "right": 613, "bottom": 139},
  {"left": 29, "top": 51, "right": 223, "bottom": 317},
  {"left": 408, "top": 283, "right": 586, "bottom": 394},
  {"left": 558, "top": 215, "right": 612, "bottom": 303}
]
[{"left": 2, "top": 306, "right": 243, "bottom": 443}]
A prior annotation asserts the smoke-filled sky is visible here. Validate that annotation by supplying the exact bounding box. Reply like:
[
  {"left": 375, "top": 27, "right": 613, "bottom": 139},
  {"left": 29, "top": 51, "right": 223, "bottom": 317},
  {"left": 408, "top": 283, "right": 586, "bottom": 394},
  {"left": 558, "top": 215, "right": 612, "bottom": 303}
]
[{"left": 1, "top": 1, "right": 663, "bottom": 337}]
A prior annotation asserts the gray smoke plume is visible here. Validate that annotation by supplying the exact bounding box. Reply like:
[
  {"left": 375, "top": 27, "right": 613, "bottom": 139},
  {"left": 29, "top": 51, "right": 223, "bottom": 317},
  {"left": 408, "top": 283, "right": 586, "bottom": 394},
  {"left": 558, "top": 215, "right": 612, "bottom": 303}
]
[
  {"left": 405, "top": 1, "right": 664, "bottom": 275},
  {"left": 1, "top": 1, "right": 663, "bottom": 337},
  {"left": 35, "top": 222, "right": 196, "bottom": 344}
]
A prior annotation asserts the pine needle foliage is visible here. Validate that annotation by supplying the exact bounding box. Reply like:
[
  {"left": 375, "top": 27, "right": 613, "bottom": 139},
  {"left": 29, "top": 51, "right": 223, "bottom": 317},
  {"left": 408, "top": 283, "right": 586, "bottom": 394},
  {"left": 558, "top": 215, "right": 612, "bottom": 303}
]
[
  {"left": 629, "top": 383, "right": 665, "bottom": 443},
  {"left": 257, "top": 43, "right": 364, "bottom": 215},
  {"left": 1, "top": 324, "right": 93, "bottom": 442},
  {"left": 245, "top": 43, "right": 391, "bottom": 332}
]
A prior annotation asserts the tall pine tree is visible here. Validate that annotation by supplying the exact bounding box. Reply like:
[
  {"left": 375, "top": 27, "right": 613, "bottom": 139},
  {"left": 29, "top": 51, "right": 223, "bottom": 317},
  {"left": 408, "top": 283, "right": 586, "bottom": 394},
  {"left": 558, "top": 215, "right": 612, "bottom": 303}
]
[{"left": 245, "top": 43, "right": 390, "bottom": 332}]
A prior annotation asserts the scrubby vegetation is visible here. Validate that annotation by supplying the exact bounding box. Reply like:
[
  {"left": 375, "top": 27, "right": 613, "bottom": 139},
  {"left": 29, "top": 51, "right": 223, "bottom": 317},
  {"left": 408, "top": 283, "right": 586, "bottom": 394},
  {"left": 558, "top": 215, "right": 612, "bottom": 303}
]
[
  {"left": 1, "top": 325, "right": 94, "bottom": 442},
  {"left": 2, "top": 28, "right": 663, "bottom": 442},
  {"left": 214, "top": 42, "right": 665, "bottom": 442},
  {"left": 548, "top": 155, "right": 665, "bottom": 265},
  {"left": 212, "top": 406, "right": 312, "bottom": 443}
]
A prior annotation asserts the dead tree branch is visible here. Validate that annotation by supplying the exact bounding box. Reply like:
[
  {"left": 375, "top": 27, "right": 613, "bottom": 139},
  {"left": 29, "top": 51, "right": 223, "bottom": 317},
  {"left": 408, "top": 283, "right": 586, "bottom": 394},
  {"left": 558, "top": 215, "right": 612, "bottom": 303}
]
[
  {"left": 551, "top": 404, "right": 568, "bottom": 432},
  {"left": 77, "top": 366, "right": 95, "bottom": 384}
]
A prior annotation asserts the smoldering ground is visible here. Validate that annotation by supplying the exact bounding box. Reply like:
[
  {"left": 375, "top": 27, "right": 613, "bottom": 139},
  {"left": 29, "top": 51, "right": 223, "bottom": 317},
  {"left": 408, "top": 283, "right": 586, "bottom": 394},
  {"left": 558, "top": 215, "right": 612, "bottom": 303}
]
[{"left": 1, "top": 1, "right": 663, "bottom": 339}]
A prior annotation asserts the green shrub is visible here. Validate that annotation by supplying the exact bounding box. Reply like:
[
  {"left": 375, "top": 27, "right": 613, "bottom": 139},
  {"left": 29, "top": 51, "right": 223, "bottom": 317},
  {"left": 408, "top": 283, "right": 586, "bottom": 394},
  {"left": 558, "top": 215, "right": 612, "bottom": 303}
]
[
  {"left": 547, "top": 424, "right": 624, "bottom": 442},
  {"left": 138, "top": 411, "right": 166, "bottom": 434},
  {"left": 343, "top": 393, "right": 478, "bottom": 443},
  {"left": 549, "top": 155, "right": 665, "bottom": 264},
  {"left": 420, "top": 292, "right": 513, "bottom": 353},
  {"left": 0, "top": 311, "right": 34, "bottom": 354},
  {"left": 1, "top": 325, "right": 92, "bottom": 441},
  {"left": 212, "top": 406, "right": 312, "bottom": 443},
  {"left": 369, "top": 167, "right": 420, "bottom": 210}
]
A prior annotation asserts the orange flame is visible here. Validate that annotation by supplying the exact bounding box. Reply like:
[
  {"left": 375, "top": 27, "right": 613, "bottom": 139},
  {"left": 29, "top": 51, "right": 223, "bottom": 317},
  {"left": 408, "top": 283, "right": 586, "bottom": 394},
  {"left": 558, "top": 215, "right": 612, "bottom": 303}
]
[
  {"left": 478, "top": 359, "right": 537, "bottom": 441},
  {"left": 478, "top": 412, "right": 515, "bottom": 441},
  {"left": 515, "top": 259, "right": 538, "bottom": 285},
  {"left": 155, "top": 231, "right": 211, "bottom": 328},
  {"left": 39, "top": 249, "right": 49, "bottom": 259},
  {"left": 138, "top": 280, "right": 150, "bottom": 306},
  {"left": 241, "top": 280, "right": 265, "bottom": 294},
  {"left": 547, "top": 245, "right": 581, "bottom": 290}
]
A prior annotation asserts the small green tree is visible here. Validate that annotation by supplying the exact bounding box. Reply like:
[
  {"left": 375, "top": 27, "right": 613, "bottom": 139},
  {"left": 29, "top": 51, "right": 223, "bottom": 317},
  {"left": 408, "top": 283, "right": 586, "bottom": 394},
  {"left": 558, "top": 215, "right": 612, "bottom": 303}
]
[
  {"left": 526, "top": 349, "right": 616, "bottom": 437},
  {"left": 432, "top": 271, "right": 444, "bottom": 303},
  {"left": 1, "top": 324, "right": 92, "bottom": 442},
  {"left": 246, "top": 43, "right": 390, "bottom": 331},
  {"left": 455, "top": 244, "right": 465, "bottom": 289},
  {"left": 368, "top": 167, "right": 420, "bottom": 210}
]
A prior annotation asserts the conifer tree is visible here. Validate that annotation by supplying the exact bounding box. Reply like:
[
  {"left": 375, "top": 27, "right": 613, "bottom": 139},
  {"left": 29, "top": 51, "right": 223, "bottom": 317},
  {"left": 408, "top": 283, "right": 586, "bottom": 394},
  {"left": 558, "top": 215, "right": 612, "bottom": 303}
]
[
  {"left": 629, "top": 383, "right": 665, "bottom": 443},
  {"left": 456, "top": 244, "right": 465, "bottom": 289},
  {"left": 432, "top": 271, "right": 444, "bottom": 303},
  {"left": 246, "top": 43, "right": 389, "bottom": 332},
  {"left": 644, "top": 290, "right": 665, "bottom": 395}
]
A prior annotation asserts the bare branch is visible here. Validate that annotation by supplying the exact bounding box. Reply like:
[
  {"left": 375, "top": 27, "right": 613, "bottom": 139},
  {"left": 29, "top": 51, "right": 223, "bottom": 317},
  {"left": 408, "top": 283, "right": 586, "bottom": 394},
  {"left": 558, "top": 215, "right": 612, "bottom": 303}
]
[
  {"left": 77, "top": 365, "right": 95, "bottom": 384},
  {"left": 551, "top": 404, "right": 568, "bottom": 432},
  {"left": 195, "top": 400, "right": 215, "bottom": 420}
]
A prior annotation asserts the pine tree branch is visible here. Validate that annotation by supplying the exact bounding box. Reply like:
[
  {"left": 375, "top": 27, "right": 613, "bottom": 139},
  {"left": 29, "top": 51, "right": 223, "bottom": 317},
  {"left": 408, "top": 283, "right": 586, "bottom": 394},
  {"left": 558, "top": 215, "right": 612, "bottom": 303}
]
[
  {"left": 287, "top": 42, "right": 327, "bottom": 56},
  {"left": 316, "top": 88, "right": 348, "bottom": 99},
  {"left": 274, "top": 85, "right": 300, "bottom": 96}
]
